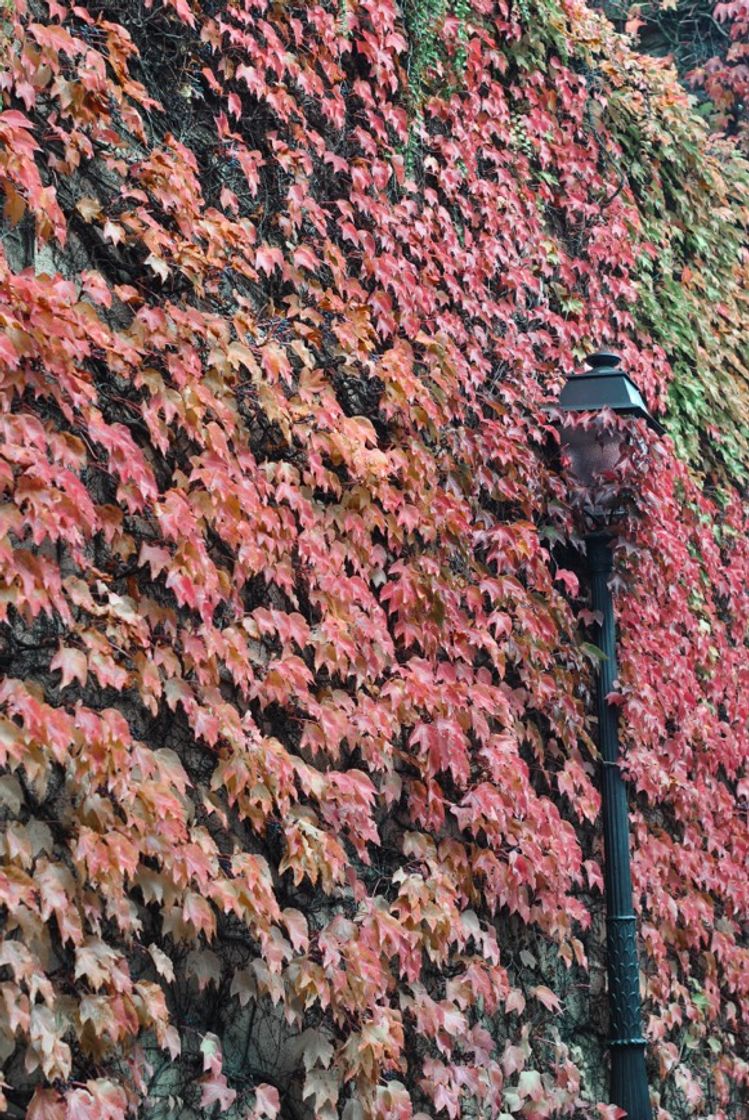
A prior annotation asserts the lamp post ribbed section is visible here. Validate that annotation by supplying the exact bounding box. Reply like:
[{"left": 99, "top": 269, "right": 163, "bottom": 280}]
[{"left": 587, "top": 533, "right": 652, "bottom": 1120}]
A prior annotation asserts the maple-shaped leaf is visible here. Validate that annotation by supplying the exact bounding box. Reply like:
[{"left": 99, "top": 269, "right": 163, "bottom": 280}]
[
  {"left": 531, "top": 984, "right": 562, "bottom": 1012},
  {"left": 504, "top": 989, "right": 525, "bottom": 1015},
  {"left": 220, "top": 186, "right": 239, "bottom": 211},
  {"left": 50, "top": 645, "right": 87, "bottom": 689},
  {"left": 185, "top": 948, "right": 222, "bottom": 990},
  {"left": 230, "top": 966, "right": 256, "bottom": 1008},
  {"left": 74, "top": 939, "right": 129, "bottom": 992},
  {"left": 67, "top": 1082, "right": 127, "bottom": 1120},
  {"left": 145, "top": 253, "right": 170, "bottom": 282},
  {"left": 198, "top": 1071, "right": 237, "bottom": 1111},
  {"left": 102, "top": 220, "right": 124, "bottom": 245},
  {"left": 295, "top": 1028, "right": 335, "bottom": 1073},
  {"left": 554, "top": 568, "right": 579, "bottom": 595},
  {"left": 253, "top": 1084, "right": 280, "bottom": 1118},
  {"left": 148, "top": 943, "right": 175, "bottom": 983},
  {"left": 302, "top": 1069, "right": 339, "bottom": 1114},
  {"left": 75, "top": 197, "right": 102, "bottom": 221},
  {"left": 165, "top": 0, "right": 196, "bottom": 26},
  {"left": 28, "top": 1005, "right": 71, "bottom": 1080},
  {"left": 80, "top": 270, "right": 112, "bottom": 308},
  {"left": 282, "top": 907, "right": 309, "bottom": 953},
  {"left": 516, "top": 1069, "right": 543, "bottom": 1101},
  {"left": 256, "top": 244, "right": 284, "bottom": 275},
  {"left": 293, "top": 245, "right": 318, "bottom": 271},
  {"left": 0, "top": 774, "right": 24, "bottom": 815}
]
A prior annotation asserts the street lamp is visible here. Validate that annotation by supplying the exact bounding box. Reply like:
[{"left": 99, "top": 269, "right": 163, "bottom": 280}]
[{"left": 556, "top": 351, "right": 664, "bottom": 1120}]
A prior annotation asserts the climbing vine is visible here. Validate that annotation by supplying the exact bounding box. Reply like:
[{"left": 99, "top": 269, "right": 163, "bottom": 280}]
[
  {"left": 0, "top": 1, "right": 747, "bottom": 1119},
  {"left": 403, "top": 0, "right": 475, "bottom": 174}
]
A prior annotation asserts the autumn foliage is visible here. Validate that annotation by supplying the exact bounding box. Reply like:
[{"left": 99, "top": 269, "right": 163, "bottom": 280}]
[
  {"left": 689, "top": 0, "right": 749, "bottom": 146},
  {"left": 0, "top": 0, "right": 748, "bottom": 1118}
]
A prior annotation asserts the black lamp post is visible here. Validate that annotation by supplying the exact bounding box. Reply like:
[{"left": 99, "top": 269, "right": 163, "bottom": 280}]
[{"left": 556, "top": 352, "right": 663, "bottom": 1120}]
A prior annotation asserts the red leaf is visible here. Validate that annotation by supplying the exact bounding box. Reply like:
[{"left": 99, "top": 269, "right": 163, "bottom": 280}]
[
  {"left": 164, "top": 0, "right": 195, "bottom": 26},
  {"left": 80, "top": 270, "right": 112, "bottom": 308},
  {"left": 293, "top": 245, "right": 318, "bottom": 271}
]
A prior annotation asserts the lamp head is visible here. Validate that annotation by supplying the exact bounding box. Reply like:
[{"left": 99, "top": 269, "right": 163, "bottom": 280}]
[
  {"left": 557, "top": 352, "right": 664, "bottom": 488},
  {"left": 558, "top": 352, "right": 665, "bottom": 433}
]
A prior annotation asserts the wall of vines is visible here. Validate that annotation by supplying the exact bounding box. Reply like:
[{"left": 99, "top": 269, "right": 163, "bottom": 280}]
[{"left": 0, "top": 1, "right": 747, "bottom": 1118}]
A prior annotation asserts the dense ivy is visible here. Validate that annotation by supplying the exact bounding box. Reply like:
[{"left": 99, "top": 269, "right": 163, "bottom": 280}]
[
  {"left": 0, "top": 1, "right": 747, "bottom": 1119},
  {"left": 600, "top": 0, "right": 749, "bottom": 473},
  {"left": 608, "top": 0, "right": 749, "bottom": 149}
]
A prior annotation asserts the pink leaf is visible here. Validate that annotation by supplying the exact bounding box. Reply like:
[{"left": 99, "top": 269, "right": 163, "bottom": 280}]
[
  {"left": 256, "top": 244, "right": 284, "bottom": 275},
  {"left": 27, "top": 1090, "right": 65, "bottom": 1120},
  {"left": 254, "top": 1084, "right": 280, "bottom": 1118},
  {"left": 50, "top": 646, "right": 88, "bottom": 689},
  {"left": 283, "top": 908, "right": 309, "bottom": 952},
  {"left": 531, "top": 984, "right": 562, "bottom": 1012},
  {"left": 199, "top": 1072, "right": 237, "bottom": 1111}
]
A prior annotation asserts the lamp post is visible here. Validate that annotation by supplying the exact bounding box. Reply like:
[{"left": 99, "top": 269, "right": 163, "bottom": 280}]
[{"left": 556, "top": 352, "right": 663, "bottom": 1120}]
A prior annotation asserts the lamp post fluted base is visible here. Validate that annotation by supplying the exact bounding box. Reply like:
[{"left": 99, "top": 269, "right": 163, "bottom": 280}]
[{"left": 611, "top": 1043, "right": 651, "bottom": 1119}]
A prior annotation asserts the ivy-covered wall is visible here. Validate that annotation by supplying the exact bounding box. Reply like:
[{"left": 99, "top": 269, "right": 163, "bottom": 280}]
[{"left": 0, "top": 2, "right": 747, "bottom": 1119}]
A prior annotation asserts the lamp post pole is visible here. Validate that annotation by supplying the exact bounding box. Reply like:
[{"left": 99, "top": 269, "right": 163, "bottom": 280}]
[
  {"left": 553, "top": 349, "right": 662, "bottom": 1117},
  {"left": 587, "top": 533, "right": 651, "bottom": 1120}
]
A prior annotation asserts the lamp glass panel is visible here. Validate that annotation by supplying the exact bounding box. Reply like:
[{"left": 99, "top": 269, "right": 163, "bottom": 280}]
[{"left": 560, "top": 421, "right": 625, "bottom": 488}]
